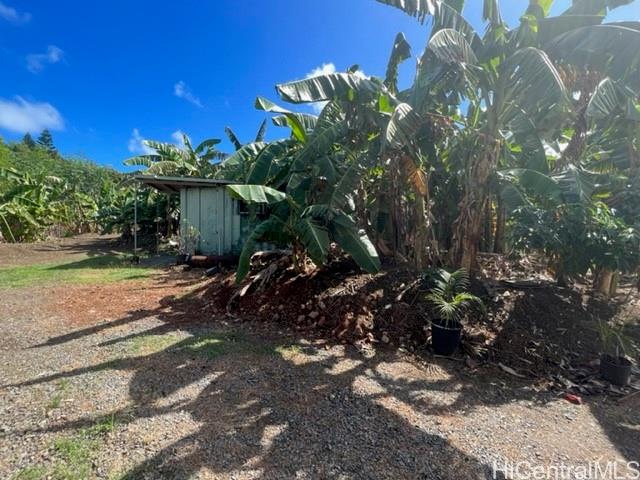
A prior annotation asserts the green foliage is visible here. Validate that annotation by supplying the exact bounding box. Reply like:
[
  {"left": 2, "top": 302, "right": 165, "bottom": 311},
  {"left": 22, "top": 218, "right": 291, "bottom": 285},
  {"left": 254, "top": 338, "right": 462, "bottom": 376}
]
[
  {"left": 22, "top": 133, "right": 36, "bottom": 149},
  {"left": 510, "top": 202, "right": 640, "bottom": 282},
  {"left": 425, "top": 268, "right": 484, "bottom": 326},
  {"left": 0, "top": 137, "right": 122, "bottom": 242},
  {"left": 227, "top": 184, "right": 287, "bottom": 204},
  {"left": 7, "top": 0, "right": 639, "bottom": 298}
]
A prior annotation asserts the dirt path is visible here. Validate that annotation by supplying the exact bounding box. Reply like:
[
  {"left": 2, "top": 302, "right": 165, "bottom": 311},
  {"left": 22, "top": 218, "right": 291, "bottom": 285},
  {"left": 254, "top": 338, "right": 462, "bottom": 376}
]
[{"left": 0, "top": 238, "right": 638, "bottom": 479}]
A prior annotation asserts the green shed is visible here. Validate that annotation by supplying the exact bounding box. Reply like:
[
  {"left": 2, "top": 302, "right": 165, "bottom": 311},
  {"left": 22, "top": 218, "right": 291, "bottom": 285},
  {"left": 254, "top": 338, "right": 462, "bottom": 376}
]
[{"left": 135, "top": 175, "right": 247, "bottom": 256}]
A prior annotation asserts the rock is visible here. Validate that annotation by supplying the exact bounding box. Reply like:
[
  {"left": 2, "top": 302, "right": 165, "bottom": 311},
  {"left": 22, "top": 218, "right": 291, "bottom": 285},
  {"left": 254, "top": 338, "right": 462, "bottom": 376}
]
[
  {"left": 297, "top": 315, "right": 306, "bottom": 323},
  {"left": 318, "top": 300, "right": 326, "bottom": 310},
  {"left": 381, "top": 333, "right": 390, "bottom": 344},
  {"left": 309, "top": 311, "right": 320, "bottom": 319}
]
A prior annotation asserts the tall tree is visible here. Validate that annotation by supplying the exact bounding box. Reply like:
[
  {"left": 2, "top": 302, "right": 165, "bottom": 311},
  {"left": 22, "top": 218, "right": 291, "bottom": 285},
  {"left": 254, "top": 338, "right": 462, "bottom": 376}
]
[
  {"left": 37, "top": 130, "right": 57, "bottom": 155},
  {"left": 22, "top": 133, "right": 36, "bottom": 149}
]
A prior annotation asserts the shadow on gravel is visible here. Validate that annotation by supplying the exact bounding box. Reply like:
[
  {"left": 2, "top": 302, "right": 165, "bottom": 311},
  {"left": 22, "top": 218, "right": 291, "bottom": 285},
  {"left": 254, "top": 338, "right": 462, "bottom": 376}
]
[
  {"left": 9, "top": 350, "right": 496, "bottom": 478},
  {"left": 9, "top": 285, "right": 499, "bottom": 479},
  {"left": 8, "top": 275, "right": 640, "bottom": 478}
]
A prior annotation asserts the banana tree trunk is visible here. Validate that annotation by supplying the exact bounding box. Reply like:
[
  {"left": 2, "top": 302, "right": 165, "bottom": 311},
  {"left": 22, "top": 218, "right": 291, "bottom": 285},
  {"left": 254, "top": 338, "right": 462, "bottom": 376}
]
[
  {"left": 449, "top": 142, "right": 499, "bottom": 271},
  {"left": 494, "top": 197, "right": 506, "bottom": 254},
  {"left": 482, "top": 196, "right": 493, "bottom": 253},
  {"left": 595, "top": 268, "right": 618, "bottom": 298},
  {"left": 389, "top": 161, "right": 402, "bottom": 256},
  {"left": 414, "top": 193, "right": 427, "bottom": 270}
]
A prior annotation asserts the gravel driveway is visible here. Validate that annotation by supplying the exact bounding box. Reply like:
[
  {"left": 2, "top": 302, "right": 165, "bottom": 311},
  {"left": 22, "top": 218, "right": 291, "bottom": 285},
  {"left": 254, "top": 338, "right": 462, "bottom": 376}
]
[{"left": 0, "top": 238, "right": 638, "bottom": 479}]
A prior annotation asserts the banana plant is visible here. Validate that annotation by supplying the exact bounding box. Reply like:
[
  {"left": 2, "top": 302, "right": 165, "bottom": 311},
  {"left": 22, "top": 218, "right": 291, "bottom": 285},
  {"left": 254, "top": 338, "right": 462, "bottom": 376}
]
[
  {"left": 375, "top": 0, "right": 640, "bottom": 271},
  {"left": 0, "top": 168, "right": 70, "bottom": 241},
  {"left": 224, "top": 120, "right": 268, "bottom": 151},
  {"left": 228, "top": 174, "right": 380, "bottom": 282},
  {"left": 222, "top": 94, "right": 382, "bottom": 281},
  {"left": 124, "top": 132, "right": 227, "bottom": 177}
]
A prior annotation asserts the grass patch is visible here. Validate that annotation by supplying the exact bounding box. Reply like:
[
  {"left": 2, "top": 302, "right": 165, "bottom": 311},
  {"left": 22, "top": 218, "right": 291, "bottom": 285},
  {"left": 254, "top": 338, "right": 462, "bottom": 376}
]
[
  {"left": 52, "top": 436, "right": 94, "bottom": 480},
  {"left": 128, "top": 334, "right": 183, "bottom": 354},
  {"left": 274, "top": 344, "right": 303, "bottom": 358},
  {"left": 47, "top": 415, "right": 118, "bottom": 480},
  {"left": 8, "top": 416, "right": 122, "bottom": 480},
  {"left": 0, "top": 254, "right": 155, "bottom": 288},
  {"left": 11, "top": 467, "right": 47, "bottom": 480},
  {"left": 128, "top": 332, "right": 275, "bottom": 359},
  {"left": 85, "top": 414, "right": 117, "bottom": 436},
  {"left": 177, "top": 332, "right": 275, "bottom": 359}
]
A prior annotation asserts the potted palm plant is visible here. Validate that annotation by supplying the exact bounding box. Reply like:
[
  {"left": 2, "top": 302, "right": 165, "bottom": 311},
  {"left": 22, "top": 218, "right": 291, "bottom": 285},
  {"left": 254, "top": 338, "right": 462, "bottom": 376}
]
[
  {"left": 598, "top": 321, "right": 635, "bottom": 386},
  {"left": 426, "top": 268, "right": 484, "bottom": 356}
]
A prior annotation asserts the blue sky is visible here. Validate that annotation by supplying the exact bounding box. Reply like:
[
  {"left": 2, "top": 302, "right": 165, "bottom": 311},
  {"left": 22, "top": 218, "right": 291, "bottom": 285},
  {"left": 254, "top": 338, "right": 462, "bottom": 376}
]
[{"left": 0, "top": 0, "right": 638, "bottom": 171}]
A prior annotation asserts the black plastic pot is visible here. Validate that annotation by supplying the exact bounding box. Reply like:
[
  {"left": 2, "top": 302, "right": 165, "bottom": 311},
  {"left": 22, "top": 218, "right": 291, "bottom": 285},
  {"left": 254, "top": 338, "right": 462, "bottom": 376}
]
[
  {"left": 600, "top": 354, "right": 632, "bottom": 386},
  {"left": 431, "top": 320, "right": 463, "bottom": 356}
]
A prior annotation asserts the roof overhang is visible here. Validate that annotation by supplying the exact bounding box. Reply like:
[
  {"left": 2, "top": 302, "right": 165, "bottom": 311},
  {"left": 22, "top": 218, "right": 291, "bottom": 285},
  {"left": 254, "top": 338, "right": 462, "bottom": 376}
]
[{"left": 134, "top": 175, "right": 235, "bottom": 194}]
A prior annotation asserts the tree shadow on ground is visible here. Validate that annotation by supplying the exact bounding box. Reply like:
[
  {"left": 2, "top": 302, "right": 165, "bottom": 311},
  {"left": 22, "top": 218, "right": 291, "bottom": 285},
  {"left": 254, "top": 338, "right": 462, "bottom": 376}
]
[
  {"left": 8, "top": 273, "right": 639, "bottom": 478},
  {"left": 46, "top": 253, "right": 174, "bottom": 270},
  {"left": 7, "top": 284, "right": 499, "bottom": 479},
  {"left": 29, "top": 235, "right": 125, "bottom": 257}
]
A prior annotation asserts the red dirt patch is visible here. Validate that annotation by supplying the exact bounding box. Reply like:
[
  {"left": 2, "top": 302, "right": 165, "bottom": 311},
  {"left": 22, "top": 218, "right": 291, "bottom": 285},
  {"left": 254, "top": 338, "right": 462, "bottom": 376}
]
[
  {"left": 46, "top": 269, "right": 207, "bottom": 328},
  {"left": 201, "top": 255, "right": 640, "bottom": 393}
]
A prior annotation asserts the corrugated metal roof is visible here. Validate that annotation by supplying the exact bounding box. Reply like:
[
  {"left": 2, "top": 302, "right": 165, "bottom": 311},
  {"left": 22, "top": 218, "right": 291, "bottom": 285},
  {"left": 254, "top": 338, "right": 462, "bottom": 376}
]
[{"left": 134, "top": 175, "right": 235, "bottom": 193}]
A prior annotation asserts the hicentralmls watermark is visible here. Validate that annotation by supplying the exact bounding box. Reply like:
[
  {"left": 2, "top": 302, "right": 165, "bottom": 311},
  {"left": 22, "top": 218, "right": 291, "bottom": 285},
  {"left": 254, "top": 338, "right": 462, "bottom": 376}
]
[{"left": 491, "top": 460, "right": 640, "bottom": 479}]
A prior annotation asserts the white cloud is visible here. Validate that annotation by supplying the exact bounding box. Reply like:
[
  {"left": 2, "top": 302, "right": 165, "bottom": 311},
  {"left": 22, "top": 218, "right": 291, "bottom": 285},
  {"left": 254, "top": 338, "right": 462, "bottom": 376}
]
[
  {"left": 0, "top": 96, "right": 64, "bottom": 134},
  {"left": 0, "top": 2, "right": 31, "bottom": 24},
  {"left": 174, "top": 81, "right": 203, "bottom": 108},
  {"left": 26, "top": 45, "right": 64, "bottom": 73},
  {"left": 307, "top": 62, "right": 336, "bottom": 79},
  {"left": 127, "top": 128, "right": 154, "bottom": 155},
  {"left": 171, "top": 130, "right": 186, "bottom": 148}
]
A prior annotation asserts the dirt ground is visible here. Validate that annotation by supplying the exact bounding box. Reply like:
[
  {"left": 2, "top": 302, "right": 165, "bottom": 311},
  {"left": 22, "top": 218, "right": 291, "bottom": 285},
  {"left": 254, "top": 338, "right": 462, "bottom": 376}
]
[{"left": 1, "top": 237, "right": 639, "bottom": 479}]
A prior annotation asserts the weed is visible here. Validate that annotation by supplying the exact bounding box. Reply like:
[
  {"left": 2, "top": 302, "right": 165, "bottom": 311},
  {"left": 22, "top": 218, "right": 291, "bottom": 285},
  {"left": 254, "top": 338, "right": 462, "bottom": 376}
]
[
  {"left": 47, "top": 379, "right": 71, "bottom": 410},
  {"left": 48, "top": 394, "right": 62, "bottom": 410},
  {"left": 85, "top": 414, "right": 117, "bottom": 436}
]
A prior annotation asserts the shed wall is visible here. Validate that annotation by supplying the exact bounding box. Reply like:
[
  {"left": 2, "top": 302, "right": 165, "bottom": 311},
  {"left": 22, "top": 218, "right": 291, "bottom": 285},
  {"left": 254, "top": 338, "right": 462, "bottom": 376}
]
[{"left": 179, "top": 186, "right": 242, "bottom": 255}]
